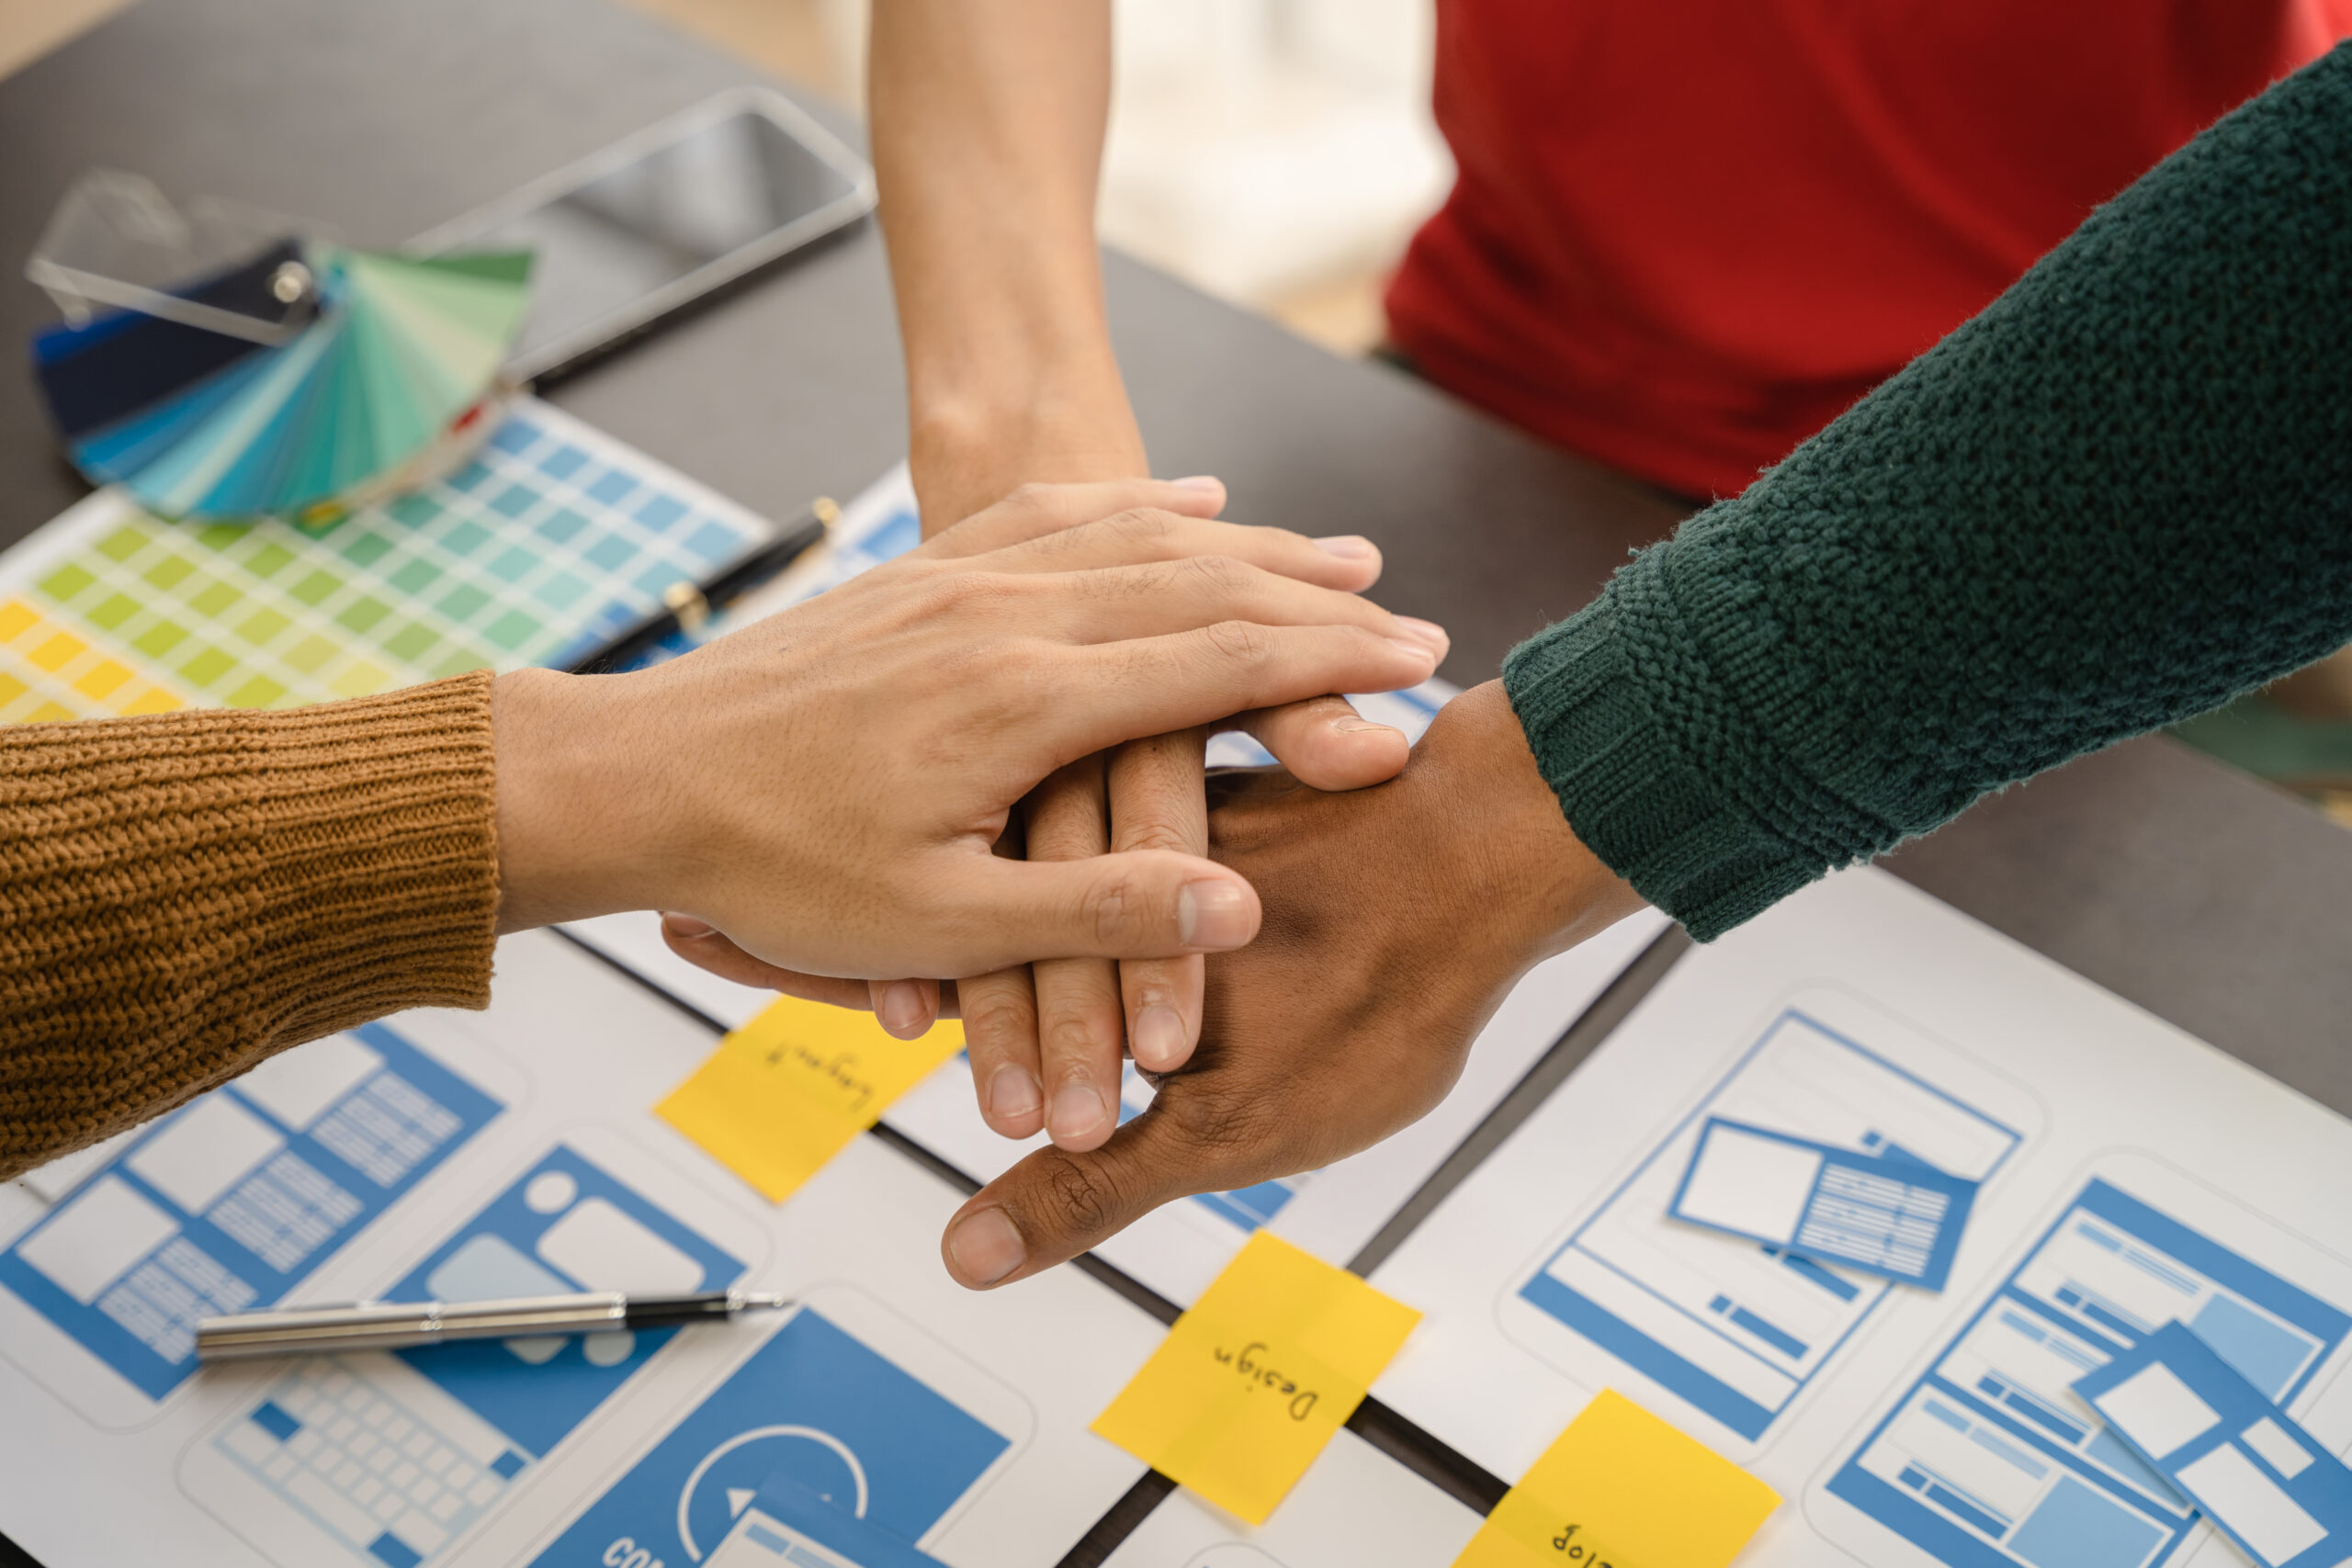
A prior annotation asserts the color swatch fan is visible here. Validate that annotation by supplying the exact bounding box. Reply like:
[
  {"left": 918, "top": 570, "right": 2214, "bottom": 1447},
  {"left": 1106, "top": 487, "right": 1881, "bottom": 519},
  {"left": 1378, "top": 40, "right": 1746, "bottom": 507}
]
[{"left": 28, "top": 178, "right": 532, "bottom": 526}]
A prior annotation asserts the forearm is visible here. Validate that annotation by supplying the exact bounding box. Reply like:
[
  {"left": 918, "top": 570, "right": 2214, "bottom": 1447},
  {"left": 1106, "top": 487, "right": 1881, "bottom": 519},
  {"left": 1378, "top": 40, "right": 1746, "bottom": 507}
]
[
  {"left": 0, "top": 676, "right": 499, "bottom": 1177},
  {"left": 1507, "top": 42, "right": 2352, "bottom": 939},
  {"left": 869, "top": 0, "right": 1145, "bottom": 528}
]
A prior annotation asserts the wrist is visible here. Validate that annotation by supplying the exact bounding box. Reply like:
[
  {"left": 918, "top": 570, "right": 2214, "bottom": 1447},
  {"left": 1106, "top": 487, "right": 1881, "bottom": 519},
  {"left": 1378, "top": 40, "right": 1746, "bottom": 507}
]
[
  {"left": 908, "top": 363, "right": 1148, "bottom": 531},
  {"left": 491, "top": 669, "right": 674, "bottom": 931}
]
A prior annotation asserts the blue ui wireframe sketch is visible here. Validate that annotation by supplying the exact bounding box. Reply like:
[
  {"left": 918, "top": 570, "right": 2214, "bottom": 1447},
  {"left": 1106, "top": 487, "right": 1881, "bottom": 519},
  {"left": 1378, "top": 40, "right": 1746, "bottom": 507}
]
[
  {"left": 0, "top": 1025, "right": 503, "bottom": 1400},
  {"left": 1515, "top": 1008, "right": 2025, "bottom": 1440},
  {"left": 1828, "top": 1179, "right": 2352, "bottom": 1568},
  {"left": 207, "top": 1143, "right": 745, "bottom": 1568},
  {"left": 533, "top": 1306, "right": 1013, "bottom": 1568},
  {"left": 2077, "top": 1323, "right": 2352, "bottom": 1568}
]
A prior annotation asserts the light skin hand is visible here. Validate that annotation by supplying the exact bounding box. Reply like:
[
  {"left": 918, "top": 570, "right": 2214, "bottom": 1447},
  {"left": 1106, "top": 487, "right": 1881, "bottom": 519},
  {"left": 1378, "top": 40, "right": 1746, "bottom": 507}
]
[
  {"left": 489, "top": 478, "right": 1444, "bottom": 980},
  {"left": 931, "top": 680, "right": 1652, "bottom": 1289}
]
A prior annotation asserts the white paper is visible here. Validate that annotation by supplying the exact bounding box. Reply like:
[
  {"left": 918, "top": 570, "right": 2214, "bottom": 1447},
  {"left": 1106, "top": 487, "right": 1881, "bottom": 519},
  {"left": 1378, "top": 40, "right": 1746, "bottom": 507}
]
[
  {"left": 1099, "top": 1430, "right": 1481, "bottom": 1568},
  {"left": 0, "top": 931, "right": 1161, "bottom": 1568},
  {"left": 1367, "top": 864, "right": 2352, "bottom": 1568}
]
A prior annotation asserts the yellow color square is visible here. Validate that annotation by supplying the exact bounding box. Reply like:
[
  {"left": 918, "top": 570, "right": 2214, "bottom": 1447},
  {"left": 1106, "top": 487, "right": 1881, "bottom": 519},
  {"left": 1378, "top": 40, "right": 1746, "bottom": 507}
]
[
  {"left": 119, "top": 686, "right": 184, "bottom": 716},
  {"left": 1453, "top": 1392, "right": 1779, "bottom": 1568},
  {"left": 655, "top": 994, "right": 965, "bottom": 1202},
  {"left": 28, "top": 631, "right": 85, "bottom": 672},
  {"left": 0, "top": 671, "right": 26, "bottom": 710},
  {"left": 27, "top": 700, "right": 78, "bottom": 723},
  {"left": 1092, "top": 1232, "right": 1420, "bottom": 1524},
  {"left": 329, "top": 660, "right": 393, "bottom": 699},
  {"left": 0, "top": 601, "right": 38, "bottom": 642},
  {"left": 73, "top": 660, "right": 135, "bottom": 700}
]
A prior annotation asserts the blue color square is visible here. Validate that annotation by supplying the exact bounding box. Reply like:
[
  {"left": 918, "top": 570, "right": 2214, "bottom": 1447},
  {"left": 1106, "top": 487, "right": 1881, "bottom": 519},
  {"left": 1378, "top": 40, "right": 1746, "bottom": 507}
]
[
  {"left": 250, "top": 1401, "right": 301, "bottom": 1442},
  {"left": 635, "top": 493, "right": 689, "bottom": 533},
  {"left": 585, "top": 469, "right": 637, "bottom": 506},
  {"left": 368, "top": 1532, "right": 424, "bottom": 1568},
  {"left": 536, "top": 508, "right": 588, "bottom": 546},
  {"left": 487, "top": 546, "right": 537, "bottom": 583},
  {"left": 634, "top": 560, "right": 688, "bottom": 597},
  {"left": 490, "top": 483, "right": 539, "bottom": 520},
  {"left": 684, "top": 520, "right": 742, "bottom": 563},
  {"left": 582, "top": 534, "right": 637, "bottom": 571},
  {"left": 442, "top": 520, "right": 492, "bottom": 558},
  {"left": 492, "top": 1450, "right": 527, "bottom": 1480},
  {"left": 533, "top": 570, "right": 589, "bottom": 609},
  {"left": 537, "top": 444, "right": 587, "bottom": 479},
  {"left": 488, "top": 421, "right": 539, "bottom": 457},
  {"left": 446, "top": 460, "right": 495, "bottom": 493},
  {"left": 2007, "top": 1476, "right": 2164, "bottom": 1568}
]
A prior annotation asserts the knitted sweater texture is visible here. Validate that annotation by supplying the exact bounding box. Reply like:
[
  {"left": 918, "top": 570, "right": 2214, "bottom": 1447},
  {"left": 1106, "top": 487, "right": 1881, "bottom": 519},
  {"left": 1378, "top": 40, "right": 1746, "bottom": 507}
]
[
  {"left": 0, "top": 673, "right": 498, "bottom": 1177},
  {"left": 1505, "top": 43, "right": 2352, "bottom": 940}
]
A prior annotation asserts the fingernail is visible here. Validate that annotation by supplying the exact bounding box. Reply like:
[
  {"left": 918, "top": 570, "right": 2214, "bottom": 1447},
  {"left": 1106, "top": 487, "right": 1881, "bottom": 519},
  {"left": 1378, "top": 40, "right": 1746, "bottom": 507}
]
[
  {"left": 988, "top": 1064, "right": 1042, "bottom": 1121},
  {"left": 1394, "top": 615, "right": 1450, "bottom": 649},
  {"left": 1171, "top": 474, "right": 1222, "bottom": 491},
  {"left": 946, "top": 1208, "right": 1026, "bottom": 1286},
  {"left": 1133, "top": 1005, "right": 1186, "bottom": 1069},
  {"left": 660, "top": 912, "right": 715, "bottom": 939},
  {"left": 1385, "top": 636, "right": 1442, "bottom": 664},
  {"left": 877, "top": 980, "right": 927, "bottom": 1035},
  {"left": 1334, "top": 716, "right": 1398, "bottom": 734},
  {"left": 1049, "top": 1081, "right": 1110, "bottom": 1143},
  {"left": 1313, "top": 534, "right": 1374, "bottom": 558},
  {"left": 1177, "top": 878, "right": 1254, "bottom": 949}
]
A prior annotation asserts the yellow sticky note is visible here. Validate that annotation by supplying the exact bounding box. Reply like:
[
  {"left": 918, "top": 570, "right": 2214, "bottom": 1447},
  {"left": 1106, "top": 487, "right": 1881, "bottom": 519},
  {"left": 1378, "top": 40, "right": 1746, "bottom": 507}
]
[
  {"left": 1092, "top": 1232, "right": 1420, "bottom": 1525},
  {"left": 655, "top": 994, "right": 963, "bottom": 1201},
  {"left": 1455, "top": 1391, "right": 1779, "bottom": 1568}
]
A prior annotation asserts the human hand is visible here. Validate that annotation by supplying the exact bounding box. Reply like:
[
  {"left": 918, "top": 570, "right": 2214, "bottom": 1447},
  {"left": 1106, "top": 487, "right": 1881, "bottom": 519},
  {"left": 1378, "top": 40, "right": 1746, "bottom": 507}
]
[
  {"left": 488, "top": 478, "right": 1446, "bottom": 986},
  {"left": 930, "top": 680, "right": 1651, "bottom": 1288}
]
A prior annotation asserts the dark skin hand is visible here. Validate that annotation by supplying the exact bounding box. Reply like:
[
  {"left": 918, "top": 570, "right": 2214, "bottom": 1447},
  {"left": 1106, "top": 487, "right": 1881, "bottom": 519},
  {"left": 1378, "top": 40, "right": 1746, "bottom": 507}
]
[{"left": 935, "top": 679, "right": 1650, "bottom": 1288}]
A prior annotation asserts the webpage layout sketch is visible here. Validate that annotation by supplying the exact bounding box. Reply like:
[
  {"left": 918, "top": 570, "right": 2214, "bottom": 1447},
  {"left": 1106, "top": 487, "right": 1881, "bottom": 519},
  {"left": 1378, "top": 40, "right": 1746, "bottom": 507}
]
[
  {"left": 1826, "top": 1174, "right": 2352, "bottom": 1568},
  {"left": 1510, "top": 1001, "right": 2034, "bottom": 1444},
  {"left": 184, "top": 1136, "right": 750, "bottom": 1568},
  {"left": 0, "top": 1025, "right": 505, "bottom": 1415},
  {"left": 529, "top": 1285, "right": 1032, "bottom": 1568}
]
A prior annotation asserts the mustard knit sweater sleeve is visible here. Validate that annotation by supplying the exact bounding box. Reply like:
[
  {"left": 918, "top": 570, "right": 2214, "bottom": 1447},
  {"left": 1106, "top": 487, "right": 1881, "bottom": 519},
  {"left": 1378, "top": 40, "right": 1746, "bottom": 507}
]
[{"left": 0, "top": 671, "right": 501, "bottom": 1179}]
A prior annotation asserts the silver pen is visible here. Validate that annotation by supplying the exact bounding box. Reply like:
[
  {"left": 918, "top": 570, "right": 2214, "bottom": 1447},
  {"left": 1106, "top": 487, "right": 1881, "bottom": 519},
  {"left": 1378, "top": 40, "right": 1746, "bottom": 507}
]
[{"left": 196, "top": 1288, "right": 790, "bottom": 1361}]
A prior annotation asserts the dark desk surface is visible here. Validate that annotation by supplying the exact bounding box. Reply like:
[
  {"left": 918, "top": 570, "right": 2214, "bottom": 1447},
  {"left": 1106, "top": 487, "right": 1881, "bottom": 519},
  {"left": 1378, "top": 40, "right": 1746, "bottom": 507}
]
[{"left": 3, "top": 0, "right": 2351, "bottom": 1546}]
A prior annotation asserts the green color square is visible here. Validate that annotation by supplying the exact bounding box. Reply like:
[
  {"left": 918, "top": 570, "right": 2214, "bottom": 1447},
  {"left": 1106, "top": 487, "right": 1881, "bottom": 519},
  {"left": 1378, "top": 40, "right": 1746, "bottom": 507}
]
[
  {"left": 86, "top": 592, "right": 141, "bottom": 631},
  {"left": 226, "top": 673, "right": 287, "bottom": 708},
  {"left": 179, "top": 645, "right": 238, "bottom": 689},
  {"left": 234, "top": 606, "right": 292, "bottom": 646},
  {"left": 188, "top": 579, "right": 242, "bottom": 618},
  {"left": 340, "top": 531, "right": 396, "bottom": 568},
  {"left": 533, "top": 570, "right": 588, "bottom": 609},
  {"left": 436, "top": 583, "right": 492, "bottom": 622},
  {"left": 284, "top": 634, "right": 339, "bottom": 674},
  {"left": 483, "top": 608, "right": 541, "bottom": 651},
  {"left": 133, "top": 620, "right": 188, "bottom": 658},
  {"left": 289, "top": 568, "right": 343, "bottom": 606},
  {"left": 38, "top": 563, "right": 97, "bottom": 604},
  {"left": 336, "top": 595, "right": 392, "bottom": 634},
  {"left": 141, "top": 554, "right": 195, "bottom": 591},
  {"left": 582, "top": 534, "right": 636, "bottom": 571},
  {"left": 383, "top": 622, "right": 440, "bottom": 662},
  {"left": 388, "top": 557, "right": 442, "bottom": 594},
  {"left": 431, "top": 646, "right": 492, "bottom": 680},
  {"left": 389, "top": 493, "right": 440, "bottom": 528},
  {"left": 243, "top": 541, "right": 296, "bottom": 579},
  {"left": 195, "top": 523, "right": 247, "bottom": 553},
  {"left": 97, "top": 525, "right": 150, "bottom": 563},
  {"left": 488, "top": 546, "right": 537, "bottom": 583},
  {"left": 442, "top": 520, "right": 492, "bottom": 557}
]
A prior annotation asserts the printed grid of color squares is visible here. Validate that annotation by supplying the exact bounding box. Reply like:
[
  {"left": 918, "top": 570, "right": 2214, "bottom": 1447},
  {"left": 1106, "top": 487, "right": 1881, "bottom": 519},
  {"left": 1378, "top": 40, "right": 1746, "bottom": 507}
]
[{"left": 0, "top": 398, "right": 771, "bottom": 726}]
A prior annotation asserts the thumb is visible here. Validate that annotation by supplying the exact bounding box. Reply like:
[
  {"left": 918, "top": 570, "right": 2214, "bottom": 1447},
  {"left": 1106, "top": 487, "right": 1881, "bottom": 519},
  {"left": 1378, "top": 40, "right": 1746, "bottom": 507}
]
[
  {"left": 940, "top": 850, "right": 1261, "bottom": 970},
  {"left": 940, "top": 1110, "right": 1204, "bottom": 1287}
]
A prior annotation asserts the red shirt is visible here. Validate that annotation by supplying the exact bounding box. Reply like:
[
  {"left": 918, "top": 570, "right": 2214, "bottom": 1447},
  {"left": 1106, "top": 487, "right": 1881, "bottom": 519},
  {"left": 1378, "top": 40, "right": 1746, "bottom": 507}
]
[{"left": 1385, "top": 0, "right": 2352, "bottom": 500}]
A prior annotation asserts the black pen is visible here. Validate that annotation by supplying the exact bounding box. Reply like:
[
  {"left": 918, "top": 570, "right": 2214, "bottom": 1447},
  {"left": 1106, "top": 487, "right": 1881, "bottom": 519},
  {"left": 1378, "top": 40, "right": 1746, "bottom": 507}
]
[
  {"left": 571, "top": 496, "right": 836, "bottom": 674},
  {"left": 195, "top": 1289, "right": 792, "bottom": 1360}
]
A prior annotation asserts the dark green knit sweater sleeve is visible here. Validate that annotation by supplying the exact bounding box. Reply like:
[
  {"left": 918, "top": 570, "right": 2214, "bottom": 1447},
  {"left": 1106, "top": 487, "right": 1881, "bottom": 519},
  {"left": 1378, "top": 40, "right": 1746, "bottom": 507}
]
[{"left": 1503, "top": 43, "right": 2352, "bottom": 941}]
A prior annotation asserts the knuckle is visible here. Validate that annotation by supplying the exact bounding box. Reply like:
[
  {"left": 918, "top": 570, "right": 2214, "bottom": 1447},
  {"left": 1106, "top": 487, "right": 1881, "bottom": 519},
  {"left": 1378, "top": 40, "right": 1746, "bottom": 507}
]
[
  {"left": 1117, "top": 818, "right": 1195, "bottom": 855},
  {"left": 1032, "top": 1148, "right": 1119, "bottom": 1235},
  {"left": 1184, "top": 551, "right": 1253, "bottom": 594},
  {"left": 1079, "top": 867, "right": 1161, "bottom": 949},
  {"left": 1201, "top": 617, "right": 1276, "bottom": 664},
  {"left": 1004, "top": 480, "right": 1057, "bottom": 513},
  {"left": 1109, "top": 506, "right": 1179, "bottom": 548}
]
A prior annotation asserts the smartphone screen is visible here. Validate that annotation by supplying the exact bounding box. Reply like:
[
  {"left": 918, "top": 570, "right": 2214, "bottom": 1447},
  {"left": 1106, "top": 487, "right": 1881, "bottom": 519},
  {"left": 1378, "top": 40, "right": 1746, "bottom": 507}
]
[{"left": 424, "top": 91, "right": 874, "bottom": 380}]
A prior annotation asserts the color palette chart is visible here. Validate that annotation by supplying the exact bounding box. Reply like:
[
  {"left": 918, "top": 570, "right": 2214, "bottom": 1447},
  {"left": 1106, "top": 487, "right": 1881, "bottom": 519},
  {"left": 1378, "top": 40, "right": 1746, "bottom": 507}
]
[{"left": 0, "top": 397, "right": 772, "bottom": 724}]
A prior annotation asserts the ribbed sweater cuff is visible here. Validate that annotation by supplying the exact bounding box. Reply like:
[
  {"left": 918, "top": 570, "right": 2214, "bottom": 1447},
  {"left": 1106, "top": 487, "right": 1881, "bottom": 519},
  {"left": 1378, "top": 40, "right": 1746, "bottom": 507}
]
[
  {"left": 1502, "top": 582, "right": 1827, "bottom": 942},
  {"left": 0, "top": 672, "right": 501, "bottom": 1174}
]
